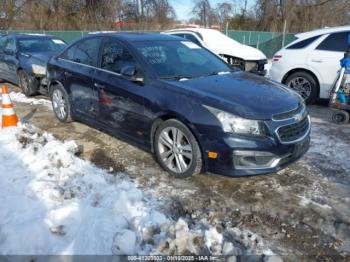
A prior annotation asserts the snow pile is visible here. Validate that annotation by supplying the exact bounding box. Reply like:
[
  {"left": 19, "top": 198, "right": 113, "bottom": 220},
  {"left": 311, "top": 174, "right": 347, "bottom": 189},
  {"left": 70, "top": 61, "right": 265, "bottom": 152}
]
[
  {"left": 0, "top": 124, "right": 272, "bottom": 256},
  {"left": 0, "top": 125, "right": 170, "bottom": 254},
  {"left": 156, "top": 218, "right": 271, "bottom": 256},
  {"left": 7, "top": 92, "right": 52, "bottom": 109}
]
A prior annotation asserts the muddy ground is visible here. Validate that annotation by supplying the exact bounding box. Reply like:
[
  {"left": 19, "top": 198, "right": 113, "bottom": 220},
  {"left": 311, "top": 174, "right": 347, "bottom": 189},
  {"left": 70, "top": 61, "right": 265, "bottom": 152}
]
[{"left": 6, "top": 83, "right": 350, "bottom": 261}]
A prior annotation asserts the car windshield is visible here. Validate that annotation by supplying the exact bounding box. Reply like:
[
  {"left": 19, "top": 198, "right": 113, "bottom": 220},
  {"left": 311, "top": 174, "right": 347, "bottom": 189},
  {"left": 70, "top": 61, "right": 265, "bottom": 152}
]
[
  {"left": 134, "top": 40, "right": 233, "bottom": 79},
  {"left": 18, "top": 38, "right": 67, "bottom": 53}
]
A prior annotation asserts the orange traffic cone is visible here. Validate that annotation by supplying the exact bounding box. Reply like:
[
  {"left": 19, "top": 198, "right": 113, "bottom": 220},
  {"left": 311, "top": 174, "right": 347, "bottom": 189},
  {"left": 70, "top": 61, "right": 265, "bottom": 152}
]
[{"left": 2, "top": 85, "right": 18, "bottom": 128}]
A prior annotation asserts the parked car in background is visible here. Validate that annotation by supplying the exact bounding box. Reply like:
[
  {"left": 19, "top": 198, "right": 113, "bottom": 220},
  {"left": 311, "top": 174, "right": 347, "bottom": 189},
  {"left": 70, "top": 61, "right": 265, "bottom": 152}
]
[
  {"left": 0, "top": 33, "right": 67, "bottom": 96},
  {"left": 270, "top": 25, "right": 350, "bottom": 104},
  {"left": 163, "top": 28, "right": 268, "bottom": 75},
  {"left": 47, "top": 32, "right": 310, "bottom": 178}
]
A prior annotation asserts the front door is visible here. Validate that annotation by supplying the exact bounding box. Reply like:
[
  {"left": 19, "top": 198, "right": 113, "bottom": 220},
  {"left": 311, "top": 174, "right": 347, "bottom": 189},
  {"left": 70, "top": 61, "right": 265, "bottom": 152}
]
[
  {"left": 93, "top": 38, "right": 147, "bottom": 144},
  {"left": 58, "top": 37, "right": 102, "bottom": 118}
]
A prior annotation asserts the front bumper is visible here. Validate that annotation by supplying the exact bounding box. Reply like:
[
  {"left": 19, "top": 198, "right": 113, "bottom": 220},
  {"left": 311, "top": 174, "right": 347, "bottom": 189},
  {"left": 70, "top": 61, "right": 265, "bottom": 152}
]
[
  {"left": 205, "top": 133, "right": 310, "bottom": 177},
  {"left": 201, "top": 112, "right": 311, "bottom": 177}
]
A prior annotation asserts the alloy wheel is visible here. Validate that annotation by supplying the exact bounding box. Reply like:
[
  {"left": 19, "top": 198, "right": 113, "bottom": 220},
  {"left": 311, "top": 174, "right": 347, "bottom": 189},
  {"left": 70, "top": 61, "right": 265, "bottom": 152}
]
[
  {"left": 157, "top": 127, "right": 193, "bottom": 174},
  {"left": 52, "top": 89, "right": 67, "bottom": 120},
  {"left": 288, "top": 77, "right": 312, "bottom": 100}
]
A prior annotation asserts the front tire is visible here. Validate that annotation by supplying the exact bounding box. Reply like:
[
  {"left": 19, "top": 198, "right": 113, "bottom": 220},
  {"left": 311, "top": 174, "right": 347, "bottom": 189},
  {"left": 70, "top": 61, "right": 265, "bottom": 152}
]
[
  {"left": 284, "top": 71, "right": 318, "bottom": 104},
  {"left": 18, "top": 70, "right": 37, "bottom": 96},
  {"left": 154, "top": 119, "right": 202, "bottom": 178},
  {"left": 50, "top": 84, "right": 72, "bottom": 123}
]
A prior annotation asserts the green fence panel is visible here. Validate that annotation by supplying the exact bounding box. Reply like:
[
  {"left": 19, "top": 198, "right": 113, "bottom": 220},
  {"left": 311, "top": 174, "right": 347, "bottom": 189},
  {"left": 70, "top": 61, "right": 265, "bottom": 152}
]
[
  {"left": 0, "top": 29, "right": 297, "bottom": 58},
  {"left": 224, "top": 30, "right": 297, "bottom": 58}
]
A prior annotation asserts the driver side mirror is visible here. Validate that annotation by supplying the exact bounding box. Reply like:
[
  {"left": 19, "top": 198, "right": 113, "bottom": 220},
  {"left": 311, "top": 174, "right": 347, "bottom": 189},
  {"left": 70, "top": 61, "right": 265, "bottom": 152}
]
[{"left": 120, "top": 65, "right": 144, "bottom": 84}]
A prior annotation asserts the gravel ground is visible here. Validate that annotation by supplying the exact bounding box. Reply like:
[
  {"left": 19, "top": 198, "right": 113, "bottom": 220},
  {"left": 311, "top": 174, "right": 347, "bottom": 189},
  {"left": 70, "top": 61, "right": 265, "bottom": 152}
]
[{"left": 4, "top": 83, "right": 350, "bottom": 261}]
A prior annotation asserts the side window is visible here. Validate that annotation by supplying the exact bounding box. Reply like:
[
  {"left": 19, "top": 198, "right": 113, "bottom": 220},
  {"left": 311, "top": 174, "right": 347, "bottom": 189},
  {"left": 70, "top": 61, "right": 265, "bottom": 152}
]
[
  {"left": 4, "top": 37, "right": 15, "bottom": 52},
  {"left": 286, "top": 35, "right": 321, "bottom": 49},
  {"left": 183, "top": 34, "right": 201, "bottom": 46},
  {"left": 174, "top": 33, "right": 185, "bottom": 38},
  {"left": 316, "top": 32, "right": 349, "bottom": 52},
  {"left": 100, "top": 39, "right": 136, "bottom": 74},
  {"left": 60, "top": 37, "right": 101, "bottom": 66}
]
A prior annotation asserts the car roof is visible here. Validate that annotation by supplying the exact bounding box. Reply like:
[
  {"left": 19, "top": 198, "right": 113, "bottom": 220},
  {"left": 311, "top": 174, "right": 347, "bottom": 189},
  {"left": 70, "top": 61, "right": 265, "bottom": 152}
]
[
  {"left": 295, "top": 25, "right": 350, "bottom": 39},
  {"left": 86, "top": 32, "right": 179, "bottom": 42},
  {"left": 165, "top": 28, "right": 214, "bottom": 33},
  {"left": 7, "top": 33, "right": 61, "bottom": 39}
]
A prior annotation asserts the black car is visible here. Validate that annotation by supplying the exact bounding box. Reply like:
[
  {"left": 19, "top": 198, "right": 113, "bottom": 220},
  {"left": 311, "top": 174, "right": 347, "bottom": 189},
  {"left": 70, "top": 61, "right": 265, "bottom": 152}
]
[
  {"left": 47, "top": 33, "right": 311, "bottom": 178},
  {"left": 0, "top": 33, "right": 67, "bottom": 96}
]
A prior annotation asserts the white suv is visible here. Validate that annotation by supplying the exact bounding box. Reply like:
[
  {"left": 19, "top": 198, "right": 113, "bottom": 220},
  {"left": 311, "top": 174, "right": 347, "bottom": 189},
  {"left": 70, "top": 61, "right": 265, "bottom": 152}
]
[
  {"left": 270, "top": 26, "right": 350, "bottom": 104},
  {"left": 163, "top": 28, "right": 267, "bottom": 75}
]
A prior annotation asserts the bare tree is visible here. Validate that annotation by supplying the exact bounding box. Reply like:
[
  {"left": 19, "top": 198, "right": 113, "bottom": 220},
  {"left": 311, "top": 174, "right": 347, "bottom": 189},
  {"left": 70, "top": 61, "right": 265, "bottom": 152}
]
[
  {"left": 214, "top": 1, "right": 235, "bottom": 26},
  {"left": 191, "top": 0, "right": 212, "bottom": 27},
  {"left": 0, "top": 0, "right": 25, "bottom": 29}
]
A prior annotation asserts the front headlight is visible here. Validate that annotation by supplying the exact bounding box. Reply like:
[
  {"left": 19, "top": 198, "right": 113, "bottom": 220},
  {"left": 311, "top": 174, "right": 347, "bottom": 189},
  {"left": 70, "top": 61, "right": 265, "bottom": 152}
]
[
  {"left": 204, "top": 105, "right": 266, "bottom": 136},
  {"left": 32, "top": 64, "right": 47, "bottom": 75}
]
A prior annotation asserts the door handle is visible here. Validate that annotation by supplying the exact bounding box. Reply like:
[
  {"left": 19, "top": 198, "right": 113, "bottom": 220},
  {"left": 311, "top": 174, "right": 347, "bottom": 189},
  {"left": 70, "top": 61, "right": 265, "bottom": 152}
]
[
  {"left": 311, "top": 59, "right": 323, "bottom": 63},
  {"left": 94, "top": 83, "right": 105, "bottom": 89},
  {"left": 64, "top": 71, "right": 72, "bottom": 77}
]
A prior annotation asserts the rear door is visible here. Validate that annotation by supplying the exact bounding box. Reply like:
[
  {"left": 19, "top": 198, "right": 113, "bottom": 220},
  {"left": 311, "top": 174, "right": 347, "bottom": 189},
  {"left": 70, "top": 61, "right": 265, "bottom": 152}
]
[
  {"left": 308, "top": 31, "right": 350, "bottom": 98},
  {"left": 93, "top": 37, "right": 148, "bottom": 144},
  {"left": 58, "top": 37, "right": 102, "bottom": 118}
]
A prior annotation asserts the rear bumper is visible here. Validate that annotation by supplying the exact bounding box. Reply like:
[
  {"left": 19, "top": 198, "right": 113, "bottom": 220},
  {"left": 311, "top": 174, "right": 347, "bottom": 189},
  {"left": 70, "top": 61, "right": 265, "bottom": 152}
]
[{"left": 269, "top": 64, "right": 285, "bottom": 82}]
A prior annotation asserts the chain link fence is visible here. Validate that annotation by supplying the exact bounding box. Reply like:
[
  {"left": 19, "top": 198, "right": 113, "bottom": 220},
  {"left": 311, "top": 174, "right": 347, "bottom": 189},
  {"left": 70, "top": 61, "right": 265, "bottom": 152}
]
[{"left": 0, "top": 29, "right": 297, "bottom": 58}]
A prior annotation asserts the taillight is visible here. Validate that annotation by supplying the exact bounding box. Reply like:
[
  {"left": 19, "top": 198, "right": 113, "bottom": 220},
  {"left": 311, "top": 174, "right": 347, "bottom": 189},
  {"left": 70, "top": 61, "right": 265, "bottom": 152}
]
[{"left": 273, "top": 55, "right": 282, "bottom": 62}]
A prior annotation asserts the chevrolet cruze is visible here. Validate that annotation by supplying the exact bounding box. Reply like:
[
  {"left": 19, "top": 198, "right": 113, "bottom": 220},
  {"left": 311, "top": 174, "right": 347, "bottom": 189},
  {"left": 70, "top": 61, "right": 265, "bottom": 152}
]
[
  {"left": 47, "top": 33, "right": 311, "bottom": 178},
  {"left": 0, "top": 33, "right": 67, "bottom": 96}
]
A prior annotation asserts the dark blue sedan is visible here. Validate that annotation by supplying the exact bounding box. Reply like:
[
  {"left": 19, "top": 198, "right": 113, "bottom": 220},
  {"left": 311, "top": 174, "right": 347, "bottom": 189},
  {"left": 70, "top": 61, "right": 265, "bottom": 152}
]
[
  {"left": 47, "top": 33, "right": 311, "bottom": 178},
  {"left": 0, "top": 33, "right": 67, "bottom": 96}
]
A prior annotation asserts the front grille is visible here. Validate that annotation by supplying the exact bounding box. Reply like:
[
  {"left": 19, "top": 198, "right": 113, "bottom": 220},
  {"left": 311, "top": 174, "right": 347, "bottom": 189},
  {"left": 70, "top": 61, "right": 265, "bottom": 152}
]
[
  {"left": 277, "top": 117, "right": 309, "bottom": 143},
  {"left": 273, "top": 105, "right": 304, "bottom": 120}
]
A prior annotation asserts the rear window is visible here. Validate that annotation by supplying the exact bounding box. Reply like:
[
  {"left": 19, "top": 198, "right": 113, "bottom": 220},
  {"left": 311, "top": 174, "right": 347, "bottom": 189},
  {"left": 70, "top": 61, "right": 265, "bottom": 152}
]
[
  {"left": 316, "top": 32, "right": 350, "bottom": 52},
  {"left": 286, "top": 35, "right": 321, "bottom": 49}
]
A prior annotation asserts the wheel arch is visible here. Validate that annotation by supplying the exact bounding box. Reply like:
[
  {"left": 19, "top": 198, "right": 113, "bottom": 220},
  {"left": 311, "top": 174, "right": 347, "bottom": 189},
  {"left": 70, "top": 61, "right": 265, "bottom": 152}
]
[
  {"left": 48, "top": 80, "right": 65, "bottom": 96},
  {"left": 282, "top": 68, "right": 321, "bottom": 98}
]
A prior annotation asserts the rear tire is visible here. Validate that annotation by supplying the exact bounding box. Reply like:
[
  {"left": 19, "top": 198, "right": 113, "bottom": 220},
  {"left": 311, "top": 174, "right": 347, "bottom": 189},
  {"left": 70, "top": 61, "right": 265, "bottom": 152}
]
[
  {"left": 154, "top": 119, "right": 202, "bottom": 178},
  {"left": 18, "top": 70, "right": 37, "bottom": 97},
  {"left": 332, "top": 110, "right": 349, "bottom": 124},
  {"left": 50, "top": 84, "right": 72, "bottom": 123},
  {"left": 284, "top": 71, "right": 318, "bottom": 104}
]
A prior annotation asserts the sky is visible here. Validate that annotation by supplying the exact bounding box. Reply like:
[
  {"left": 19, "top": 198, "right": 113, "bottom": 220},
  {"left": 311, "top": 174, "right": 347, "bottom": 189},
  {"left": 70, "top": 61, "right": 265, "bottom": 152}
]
[{"left": 169, "top": 0, "right": 255, "bottom": 21}]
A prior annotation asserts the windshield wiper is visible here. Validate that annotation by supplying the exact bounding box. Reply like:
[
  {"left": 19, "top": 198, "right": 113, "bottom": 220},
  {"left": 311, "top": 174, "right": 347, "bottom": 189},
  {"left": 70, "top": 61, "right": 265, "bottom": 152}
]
[
  {"left": 160, "top": 75, "right": 193, "bottom": 81},
  {"left": 204, "top": 70, "right": 233, "bottom": 77}
]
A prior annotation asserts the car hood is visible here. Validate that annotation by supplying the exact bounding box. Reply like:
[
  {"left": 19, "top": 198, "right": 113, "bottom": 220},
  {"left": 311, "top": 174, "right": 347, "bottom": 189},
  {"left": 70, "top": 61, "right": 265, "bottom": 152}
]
[
  {"left": 208, "top": 42, "right": 267, "bottom": 61},
  {"left": 164, "top": 71, "right": 302, "bottom": 120},
  {"left": 20, "top": 51, "right": 56, "bottom": 64}
]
